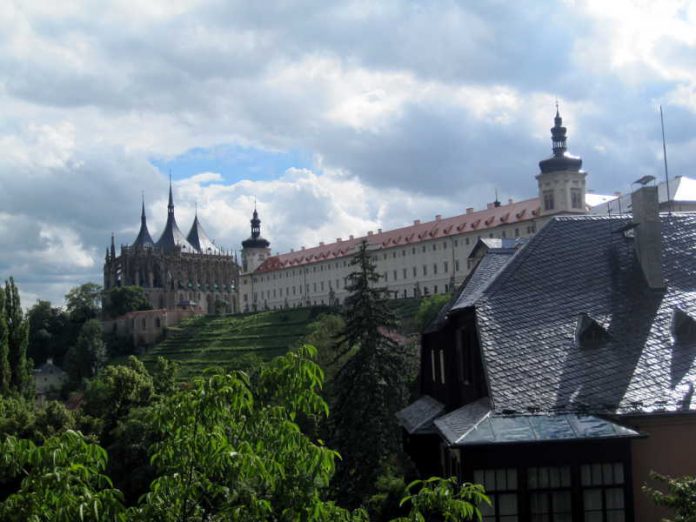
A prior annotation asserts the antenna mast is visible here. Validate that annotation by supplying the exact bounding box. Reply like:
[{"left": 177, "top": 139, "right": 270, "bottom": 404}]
[{"left": 660, "top": 105, "right": 671, "bottom": 215}]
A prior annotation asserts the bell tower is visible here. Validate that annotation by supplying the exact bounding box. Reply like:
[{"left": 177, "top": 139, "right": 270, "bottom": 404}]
[
  {"left": 536, "top": 105, "right": 587, "bottom": 216},
  {"left": 241, "top": 205, "right": 271, "bottom": 273}
]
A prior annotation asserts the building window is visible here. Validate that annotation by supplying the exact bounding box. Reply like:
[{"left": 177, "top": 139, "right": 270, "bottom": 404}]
[
  {"left": 443, "top": 241, "right": 448, "bottom": 249},
  {"left": 465, "top": 237, "right": 470, "bottom": 245},
  {"left": 423, "top": 265, "right": 427, "bottom": 276},
  {"left": 474, "top": 468, "right": 518, "bottom": 522},
  {"left": 444, "top": 261, "right": 449, "bottom": 273},
  {"left": 515, "top": 228, "right": 519, "bottom": 237},
  {"left": 543, "top": 190, "right": 555, "bottom": 211},
  {"left": 433, "top": 244, "right": 437, "bottom": 251},
  {"left": 581, "top": 463, "right": 625, "bottom": 522},
  {"left": 433, "top": 263, "right": 438, "bottom": 275},
  {"left": 403, "top": 268, "right": 407, "bottom": 279},
  {"left": 413, "top": 267, "right": 417, "bottom": 277},
  {"left": 320, "top": 281, "right": 324, "bottom": 291},
  {"left": 571, "top": 188, "right": 583, "bottom": 209},
  {"left": 393, "top": 270, "right": 398, "bottom": 281},
  {"left": 393, "top": 252, "right": 396, "bottom": 258},
  {"left": 454, "top": 239, "right": 459, "bottom": 247},
  {"left": 439, "top": 349, "right": 446, "bottom": 384},
  {"left": 422, "top": 245, "right": 426, "bottom": 253},
  {"left": 412, "top": 247, "right": 416, "bottom": 255},
  {"left": 434, "top": 285, "right": 438, "bottom": 294},
  {"left": 430, "top": 350, "right": 436, "bottom": 383},
  {"left": 384, "top": 272, "right": 388, "bottom": 282},
  {"left": 528, "top": 466, "right": 572, "bottom": 522}
]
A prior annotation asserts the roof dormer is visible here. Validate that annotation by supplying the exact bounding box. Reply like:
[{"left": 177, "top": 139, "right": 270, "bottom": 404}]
[{"left": 575, "top": 313, "right": 610, "bottom": 348}]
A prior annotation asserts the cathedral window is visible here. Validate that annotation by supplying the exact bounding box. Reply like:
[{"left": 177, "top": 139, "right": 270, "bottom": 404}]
[{"left": 543, "top": 190, "right": 555, "bottom": 211}]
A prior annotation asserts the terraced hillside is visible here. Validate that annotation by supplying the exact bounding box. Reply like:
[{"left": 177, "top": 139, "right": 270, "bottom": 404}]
[
  {"left": 141, "top": 307, "right": 328, "bottom": 379},
  {"left": 141, "top": 298, "right": 426, "bottom": 379}
]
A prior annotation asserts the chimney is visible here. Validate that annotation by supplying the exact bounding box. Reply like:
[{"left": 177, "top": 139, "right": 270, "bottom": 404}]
[
  {"left": 631, "top": 186, "right": 664, "bottom": 289},
  {"left": 349, "top": 235, "right": 354, "bottom": 240},
  {"left": 435, "top": 214, "right": 442, "bottom": 221},
  {"left": 378, "top": 228, "right": 382, "bottom": 233},
  {"left": 466, "top": 208, "right": 474, "bottom": 214},
  {"left": 414, "top": 219, "right": 421, "bottom": 225},
  {"left": 301, "top": 246, "right": 305, "bottom": 251},
  {"left": 508, "top": 198, "right": 513, "bottom": 205},
  {"left": 337, "top": 237, "right": 342, "bottom": 242},
  {"left": 319, "top": 242, "right": 324, "bottom": 246},
  {"left": 487, "top": 203, "right": 494, "bottom": 210}
]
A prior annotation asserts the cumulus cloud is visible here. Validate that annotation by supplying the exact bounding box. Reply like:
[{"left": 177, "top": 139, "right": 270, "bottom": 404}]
[{"left": 1, "top": 0, "right": 696, "bottom": 306}]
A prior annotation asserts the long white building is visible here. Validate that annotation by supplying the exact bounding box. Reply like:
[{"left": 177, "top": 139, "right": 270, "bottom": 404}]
[{"left": 238, "top": 109, "right": 607, "bottom": 312}]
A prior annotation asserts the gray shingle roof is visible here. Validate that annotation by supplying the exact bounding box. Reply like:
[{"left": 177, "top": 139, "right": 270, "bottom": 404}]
[
  {"left": 395, "top": 395, "right": 445, "bottom": 434},
  {"left": 473, "top": 214, "right": 696, "bottom": 415}
]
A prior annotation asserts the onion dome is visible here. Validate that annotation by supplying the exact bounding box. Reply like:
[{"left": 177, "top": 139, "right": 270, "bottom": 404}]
[
  {"left": 187, "top": 210, "right": 221, "bottom": 254},
  {"left": 132, "top": 196, "right": 155, "bottom": 248},
  {"left": 155, "top": 180, "right": 195, "bottom": 252},
  {"left": 241, "top": 207, "right": 270, "bottom": 249},
  {"left": 539, "top": 106, "right": 583, "bottom": 174}
]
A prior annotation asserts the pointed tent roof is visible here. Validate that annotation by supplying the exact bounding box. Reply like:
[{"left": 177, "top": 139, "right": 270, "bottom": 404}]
[
  {"left": 156, "top": 180, "right": 195, "bottom": 252},
  {"left": 187, "top": 211, "right": 221, "bottom": 254},
  {"left": 132, "top": 196, "right": 155, "bottom": 249}
]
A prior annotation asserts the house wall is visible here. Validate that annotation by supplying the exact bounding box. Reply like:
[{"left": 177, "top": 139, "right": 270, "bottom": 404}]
[{"left": 625, "top": 413, "right": 696, "bottom": 522}]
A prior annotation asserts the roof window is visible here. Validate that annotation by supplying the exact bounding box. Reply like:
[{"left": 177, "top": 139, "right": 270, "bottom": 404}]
[
  {"left": 575, "top": 313, "right": 610, "bottom": 348},
  {"left": 672, "top": 308, "right": 696, "bottom": 344}
]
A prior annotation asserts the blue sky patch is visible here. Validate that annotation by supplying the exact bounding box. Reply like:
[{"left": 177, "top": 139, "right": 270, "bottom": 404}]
[{"left": 150, "top": 144, "right": 313, "bottom": 182}]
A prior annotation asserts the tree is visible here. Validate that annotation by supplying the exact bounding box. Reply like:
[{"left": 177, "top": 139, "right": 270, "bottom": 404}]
[
  {"left": 150, "top": 356, "right": 179, "bottom": 397},
  {"left": 64, "top": 319, "right": 107, "bottom": 383},
  {"left": 103, "top": 286, "right": 152, "bottom": 319},
  {"left": 65, "top": 282, "right": 102, "bottom": 323},
  {"left": 0, "top": 288, "right": 10, "bottom": 394},
  {"left": 27, "top": 300, "right": 72, "bottom": 365},
  {"left": 0, "top": 430, "right": 126, "bottom": 521},
  {"left": 135, "top": 345, "right": 362, "bottom": 521},
  {"left": 3, "top": 278, "right": 32, "bottom": 396},
  {"left": 332, "top": 241, "right": 412, "bottom": 506},
  {"left": 396, "top": 477, "right": 488, "bottom": 522},
  {"left": 644, "top": 472, "right": 696, "bottom": 522},
  {"left": 414, "top": 294, "right": 451, "bottom": 333}
]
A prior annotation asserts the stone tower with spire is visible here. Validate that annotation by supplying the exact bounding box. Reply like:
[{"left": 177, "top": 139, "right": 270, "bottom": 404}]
[
  {"left": 103, "top": 182, "right": 240, "bottom": 318},
  {"left": 536, "top": 106, "right": 587, "bottom": 216},
  {"left": 241, "top": 206, "right": 271, "bottom": 273}
]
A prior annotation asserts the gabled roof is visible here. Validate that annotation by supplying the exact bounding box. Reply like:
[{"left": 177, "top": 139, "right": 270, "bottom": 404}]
[
  {"left": 395, "top": 395, "right": 445, "bottom": 434},
  {"left": 187, "top": 215, "right": 221, "bottom": 254},
  {"left": 467, "top": 214, "right": 696, "bottom": 415}
]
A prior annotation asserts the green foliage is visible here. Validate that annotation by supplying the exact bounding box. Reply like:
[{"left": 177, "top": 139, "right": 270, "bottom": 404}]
[
  {"left": 103, "top": 286, "right": 152, "bottom": 319},
  {"left": 27, "top": 300, "right": 74, "bottom": 366},
  {"left": 65, "top": 319, "right": 108, "bottom": 383},
  {"left": 0, "top": 430, "right": 126, "bottom": 521},
  {"left": 644, "top": 472, "right": 696, "bottom": 521},
  {"left": 135, "top": 344, "right": 358, "bottom": 521},
  {"left": 414, "top": 294, "right": 451, "bottom": 333},
  {"left": 332, "top": 241, "right": 413, "bottom": 506},
  {"left": 396, "top": 477, "right": 488, "bottom": 522},
  {"left": 151, "top": 356, "right": 179, "bottom": 397},
  {"left": 3, "top": 278, "right": 32, "bottom": 396},
  {"left": 0, "top": 288, "right": 10, "bottom": 394},
  {"left": 84, "top": 356, "right": 154, "bottom": 435},
  {"left": 0, "top": 395, "right": 75, "bottom": 441},
  {"left": 65, "top": 282, "right": 102, "bottom": 323}
]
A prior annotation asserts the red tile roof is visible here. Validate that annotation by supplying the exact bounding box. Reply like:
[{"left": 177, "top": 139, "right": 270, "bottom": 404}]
[{"left": 255, "top": 197, "right": 541, "bottom": 273}]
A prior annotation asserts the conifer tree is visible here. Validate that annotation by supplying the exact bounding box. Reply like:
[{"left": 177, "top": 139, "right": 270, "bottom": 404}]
[
  {"left": 0, "top": 290, "right": 11, "bottom": 394},
  {"left": 4, "top": 278, "right": 31, "bottom": 396},
  {"left": 332, "top": 240, "right": 411, "bottom": 507}
]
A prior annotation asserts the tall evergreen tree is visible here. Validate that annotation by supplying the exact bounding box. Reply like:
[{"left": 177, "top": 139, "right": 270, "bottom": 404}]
[
  {"left": 4, "top": 278, "right": 31, "bottom": 396},
  {"left": 332, "top": 240, "right": 411, "bottom": 507},
  {"left": 0, "top": 290, "right": 11, "bottom": 394}
]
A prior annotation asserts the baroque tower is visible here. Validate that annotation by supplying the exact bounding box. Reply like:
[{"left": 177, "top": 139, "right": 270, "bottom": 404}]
[
  {"left": 241, "top": 206, "right": 271, "bottom": 273},
  {"left": 536, "top": 106, "right": 587, "bottom": 216}
]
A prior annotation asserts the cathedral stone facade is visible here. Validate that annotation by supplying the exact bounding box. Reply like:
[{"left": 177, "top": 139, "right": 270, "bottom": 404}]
[{"left": 103, "top": 183, "right": 239, "bottom": 316}]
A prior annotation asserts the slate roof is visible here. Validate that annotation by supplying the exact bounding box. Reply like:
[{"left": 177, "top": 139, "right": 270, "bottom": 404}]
[
  {"left": 132, "top": 201, "right": 155, "bottom": 249},
  {"left": 187, "top": 215, "right": 221, "bottom": 254},
  {"left": 469, "top": 213, "right": 696, "bottom": 416},
  {"left": 395, "top": 395, "right": 445, "bottom": 434},
  {"left": 591, "top": 175, "right": 696, "bottom": 215},
  {"left": 434, "top": 398, "right": 639, "bottom": 446}
]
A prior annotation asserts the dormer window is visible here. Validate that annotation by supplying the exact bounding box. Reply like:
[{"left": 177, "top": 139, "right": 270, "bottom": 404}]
[
  {"left": 672, "top": 308, "right": 696, "bottom": 343},
  {"left": 575, "top": 313, "right": 610, "bottom": 348}
]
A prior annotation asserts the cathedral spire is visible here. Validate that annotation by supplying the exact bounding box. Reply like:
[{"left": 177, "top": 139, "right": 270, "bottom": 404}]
[
  {"left": 551, "top": 102, "right": 568, "bottom": 157},
  {"left": 132, "top": 193, "right": 155, "bottom": 249},
  {"left": 156, "top": 177, "right": 195, "bottom": 251},
  {"left": 110, "top": 233, "right": 116, "bottom": 259},
  {"left": 168, "top": 174, "right": 174, "bottom": 215}
]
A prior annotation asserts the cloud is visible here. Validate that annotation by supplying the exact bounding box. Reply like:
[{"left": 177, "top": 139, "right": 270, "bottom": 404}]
[{"left": 1, "top": 0, "right": 696, "bottom": 307}]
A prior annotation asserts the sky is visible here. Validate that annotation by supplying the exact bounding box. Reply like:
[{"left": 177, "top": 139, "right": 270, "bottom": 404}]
[{"left": 1, "top": 0, "right": 696, "bottom": 307}]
